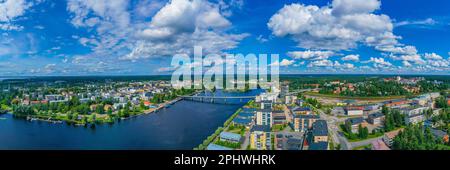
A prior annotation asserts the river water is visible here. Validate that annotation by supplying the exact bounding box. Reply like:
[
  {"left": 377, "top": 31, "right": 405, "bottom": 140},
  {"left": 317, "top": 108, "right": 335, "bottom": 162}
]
[{"left": 0, "top": 90, "right": 261, "bottom": 150}]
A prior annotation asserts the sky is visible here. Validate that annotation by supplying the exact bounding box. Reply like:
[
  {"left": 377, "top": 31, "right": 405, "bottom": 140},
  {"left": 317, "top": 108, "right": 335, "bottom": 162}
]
[{"left": 0, "top": 0, "right": 449, "bottom": 76}]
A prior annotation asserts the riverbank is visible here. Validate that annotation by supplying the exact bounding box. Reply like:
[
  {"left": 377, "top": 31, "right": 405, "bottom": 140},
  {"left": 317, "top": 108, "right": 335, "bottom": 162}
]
[
  {"left": 0, "top": 99, "right": 242, "bottom": 149},
  {"left": 194, "top": 107, "right": 243, "bottom": 150},
  {"left": 7, "top": 97, "right": 184, "bottom": 127}
]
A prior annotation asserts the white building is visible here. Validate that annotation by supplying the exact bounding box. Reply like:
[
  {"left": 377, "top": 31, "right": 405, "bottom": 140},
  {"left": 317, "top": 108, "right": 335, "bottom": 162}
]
[
  {"left": 345, "top": 106, "right": 364, "bottom": 116},
  {"left": 405, "top": 114, "right": 425, "bottom": 125},
  {"left": 256, "top": 92, "right": 278, "bottom": 103},
  {"left": 400, "top": 107, "right": 429, "bottom": 117},
  {"left": 285, "top": 95, "right": 297, "bottom": 105}
]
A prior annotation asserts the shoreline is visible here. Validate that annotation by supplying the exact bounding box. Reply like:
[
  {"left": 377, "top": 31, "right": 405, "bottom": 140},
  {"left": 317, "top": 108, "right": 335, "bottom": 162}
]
[{"left": 4, "top": 97, "right": 184, "bottom": 127}]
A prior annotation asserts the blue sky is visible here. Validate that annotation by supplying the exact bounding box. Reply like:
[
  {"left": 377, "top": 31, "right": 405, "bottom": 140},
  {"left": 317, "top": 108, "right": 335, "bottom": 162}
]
[{"left": 0, "top": 0, "right": 449, "bottom": 76}]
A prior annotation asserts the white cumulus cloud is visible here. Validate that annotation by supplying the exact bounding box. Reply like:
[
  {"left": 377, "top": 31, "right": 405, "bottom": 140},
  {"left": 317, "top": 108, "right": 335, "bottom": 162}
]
[
  {"left": 341, "top": 54, "right": 359, "bottom": 61},
  {"left": 287, "top": 50, "right": 335, "bottom": 60},
  {"left": 267, "top": 0, "right": 396, "bottom": 51}
]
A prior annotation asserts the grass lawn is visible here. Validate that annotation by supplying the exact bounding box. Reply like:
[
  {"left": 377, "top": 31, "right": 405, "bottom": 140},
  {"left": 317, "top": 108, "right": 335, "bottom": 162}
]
[
  {"left": 347, "top": 133, "right": 383, "bottom": 142},
  {"left": 271, "top": 124, "right": 287, "bottom": 132},
  {"left": 1, "top": 104, "right": 11, "bottom": 111},
  {"left": 226, "top": 127, "right": 245, "bottom": 136},
  {"left": 340, "top": 124, "right": 383, "bottom": 142}
]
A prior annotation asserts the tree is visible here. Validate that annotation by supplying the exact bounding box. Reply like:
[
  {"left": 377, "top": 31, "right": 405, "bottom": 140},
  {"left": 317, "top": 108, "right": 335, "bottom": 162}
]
[
  {"left": 392, "top": 110, "right": 404, "bottom": 127},
  {"left": 384, "top": 112, "right": 395, "bottom": 132},
  {"left": 381, "top": 105, "right": 389, "bottom": 115},
  {"left": 325, "top": 108, "right": 332, "bottom": 115},
  {"left": 140, "top": 100, "right": 146, "bottom": 110},
  {"left": 393, "top": 125, "right": 450, "bottom": 150},
  {"left": 13, "top": 105, "right": 35, "bottom": 116},
  {"left": 107, "top": 108, "right": 112, "bottom": 115},
  {"left": 361, "top": 127, "right": 369, "bottom": 139},
  {"left": 357, "top": 124, "right": 369, "bottom": 139}
]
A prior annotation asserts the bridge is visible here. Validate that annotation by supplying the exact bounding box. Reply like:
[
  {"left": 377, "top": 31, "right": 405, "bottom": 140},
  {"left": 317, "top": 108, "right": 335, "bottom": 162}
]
[
  {"left": 180, "top": 88, "right": 316, "bottom": 104},
  {"left": 180, "top": 95, "right": 257, "bottom": 104}
]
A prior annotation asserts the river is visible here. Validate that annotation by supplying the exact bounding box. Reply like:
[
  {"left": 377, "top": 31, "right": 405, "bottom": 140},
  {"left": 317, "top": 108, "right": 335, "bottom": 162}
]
[{"left": 0, "top": 90, "right": 261, "bottom": 150}]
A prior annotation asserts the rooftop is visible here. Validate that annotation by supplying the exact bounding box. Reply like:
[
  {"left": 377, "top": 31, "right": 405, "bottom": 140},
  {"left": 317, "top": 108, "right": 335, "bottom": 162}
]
[
  {"left": 308, "top": 141, "right": 328, "bottom": 150},
  {"left": 293, "top": 107, "right": 311, "bottom": 112},
  {"left": 346, "top": 117, "right": 364, "bottom": 125},
  {"left": 368, "top": 112, "right": 384, "bottom": 119},
  {"left": 312, "top": 120, "right": 328, "bottom": 136},
  {"left": 251, "top": 125, "right": 271, "bottom": 132},
  {"left": 232, "top": 117, "right": 252, "bottom": 125},
  {"left": 346, "top": 106, "right": 364, "bottom": 110},
  {"left": 242, "top": 108, "right": 256, "bottom": 113},
  {"left": 385, "top": 129, "right": 403, "bottom": 139},
  {"left": 257, "top": 109, "right": 272, "bottom": 112},
  {"left": 430, "top": 129, "right": 448, "bottom": 138},
  {"left": 237, "top": 112, "right": 254, "bottom": 118},
  {"left": 371, "top": 139, "right": 390, "bottom": 150},
  {"left": 294, "top": 114, "right": 320, "bottom": 119},
  {"left": 220, "top": 132, "right": 242, "bottom": 141}
]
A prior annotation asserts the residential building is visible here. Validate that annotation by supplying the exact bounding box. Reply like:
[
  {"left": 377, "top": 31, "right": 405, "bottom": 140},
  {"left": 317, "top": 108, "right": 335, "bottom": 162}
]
[
  {"left": 280, "top": 84, "right": 289, "bottom": 97},
  {"left": 45, "top": 95, "right": 64, "bottom": 101},
  {"left": 345, "top": 106, "right": 364, "bottom": 116},
  {"left": 364, "top": 104, "right": 380, "bottom": 111},
  {"left": 368, "top": 112, "right": 385, "bottom": 125},
  {"left": 219, "top": 132, "right": 242, "bottom": 143},
  {"left": 304, "top": 120, "right": 328, "bottom": 150},
  {"left": 285, "top": 95, "right": 297, "bottom": 105},
  {"left": 237, "top": 111, "right": 255, "bottom": 120},
  {"left": 371, "top": 139, "right": 390, "bottom": 150},
  {"left": 293, "top": 114, "right": 319, "bottom": 132},
  {"left": 384, "top": 99, "right": 410, "bottom": 108},
  {"left": 383, "top": 129, "right": 402, "bottom": 148},
  {"left": 232, "top": 117, "right": 252, "bottom": 127},
  {"left": 399, "top": 106, "right": 429, "bottom": 117},
  {"left": 430, "top": 129, "right": 449, "bottom": 143},
  {"left": 312, "top": 120, "right": 328, "bottom": 143},
  {"left": 405, "top": 114, "right": 425, "bottom": 125},
  {"left": 260, "top": 100, "right": 273, "bottom": 109},
  {"left": 113, "top": 103, "right": 127, "bottom": 110},
  {"left": 412, "top": 96, "right": 428, "bottom": 106},
  {"left": 292, "top": 107, "right": 312, "bottom": 115},
  {"left": 256, "top": 109, "right": 272, "bottom": 127},
  {"left": 256, "top": 92, "right": 278, "bottom": 103},
  {"left": 250, "top": 125, "right": 271, "bottom": 150},
  {"left": 345, "top": 117, "right": 367, "bottom": 133},
  {"left": 286, "top": 138, "right": 303, "bottom": 150},
  {"left": 272, "top": 110, "right": 287, "bottom": 125}
]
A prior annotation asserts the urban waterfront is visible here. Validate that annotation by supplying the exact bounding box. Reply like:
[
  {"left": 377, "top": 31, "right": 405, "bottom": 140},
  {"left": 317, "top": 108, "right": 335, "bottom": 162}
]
[{"left": 0, "top": 90, "right": 261, "bottom": 150}]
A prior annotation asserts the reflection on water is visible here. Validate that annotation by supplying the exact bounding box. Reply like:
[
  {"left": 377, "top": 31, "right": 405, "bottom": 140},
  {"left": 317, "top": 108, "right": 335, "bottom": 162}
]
[{"left": 0, "top": 90, "right": 262, "bottom": 150}]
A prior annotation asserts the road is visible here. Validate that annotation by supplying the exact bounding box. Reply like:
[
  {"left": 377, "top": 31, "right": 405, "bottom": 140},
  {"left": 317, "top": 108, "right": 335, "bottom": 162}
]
[
  {"left": 240, "top": 129, "right": 251, "bottom": 150},
  {"left": 314, "top": 106, "right": 351, "bottom": 150},
  {"left": 350, "top": 136, "right": 383, "bottom": 149},
  {"left": 317, "top": 107, "right": 383, "bottom": 150}
]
